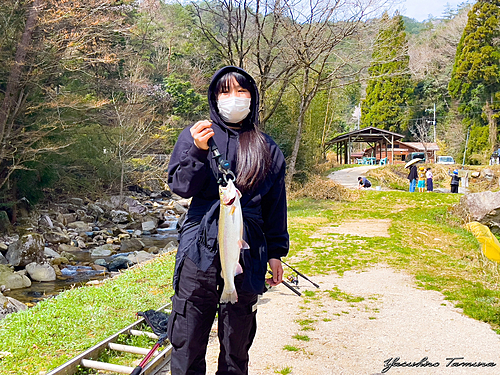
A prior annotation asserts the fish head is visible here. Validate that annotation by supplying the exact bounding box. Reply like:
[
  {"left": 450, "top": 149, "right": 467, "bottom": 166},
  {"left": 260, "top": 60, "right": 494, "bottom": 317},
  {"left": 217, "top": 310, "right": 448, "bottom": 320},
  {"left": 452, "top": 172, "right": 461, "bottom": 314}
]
[{"left": 219, "top": 179, "right": 240, "bottom": 206}]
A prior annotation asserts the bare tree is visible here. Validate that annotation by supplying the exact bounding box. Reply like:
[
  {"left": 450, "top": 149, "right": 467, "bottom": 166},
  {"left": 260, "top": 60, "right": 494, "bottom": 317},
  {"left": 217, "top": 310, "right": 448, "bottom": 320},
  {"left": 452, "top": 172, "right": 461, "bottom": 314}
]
[
  {"left": 191, "top": 0, "right": 300, "bottom": 130},
  {"left": 281, "top": 0, "right": 391, "bottom": 189},
  {"left": 0, "top": 0, "right": 136, "bottom": 192},
  {"left": 409, "top": 118, "right": 432, "bottom": 159}
]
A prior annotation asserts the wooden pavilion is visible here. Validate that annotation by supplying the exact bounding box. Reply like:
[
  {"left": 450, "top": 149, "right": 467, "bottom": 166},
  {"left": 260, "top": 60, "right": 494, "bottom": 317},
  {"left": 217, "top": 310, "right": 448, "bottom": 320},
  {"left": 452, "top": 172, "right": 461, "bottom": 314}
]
[{"left": 326, "top": 127, "right": 405, "bottom": 165}]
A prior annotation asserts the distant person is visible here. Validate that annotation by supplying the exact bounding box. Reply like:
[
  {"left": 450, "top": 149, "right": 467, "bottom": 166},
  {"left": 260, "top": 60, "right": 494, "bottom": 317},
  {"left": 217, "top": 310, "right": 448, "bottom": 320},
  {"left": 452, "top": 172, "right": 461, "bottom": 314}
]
[
  {"left": 448, "top": 169, "right": 460, "bottom": 193},
  {"left": 358, "top": 176, "right": 371, "bottom": 189},
  {"left": 407, "top": 164, "right": 417, "bottom": 192},
  {"left": 426, "top": 167, "right": 433, "bottom": 192},
  {"left": 417, "top": 166, "right": 426, "bottom": 192}
]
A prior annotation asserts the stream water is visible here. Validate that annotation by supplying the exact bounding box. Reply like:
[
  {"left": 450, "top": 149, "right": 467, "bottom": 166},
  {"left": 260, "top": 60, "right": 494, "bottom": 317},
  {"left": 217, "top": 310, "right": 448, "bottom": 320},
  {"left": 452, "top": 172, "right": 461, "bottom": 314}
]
[{"left": 3, "top": 229, "right": 179, "bottom": 305}]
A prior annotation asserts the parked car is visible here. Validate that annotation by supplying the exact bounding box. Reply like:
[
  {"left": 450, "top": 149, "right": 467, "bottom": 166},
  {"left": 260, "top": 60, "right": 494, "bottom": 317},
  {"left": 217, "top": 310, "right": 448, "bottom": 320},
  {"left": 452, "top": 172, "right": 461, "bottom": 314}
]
[
  {"left": 408, "top": 152, "right": 426, "bottom": 161},
  {"left": 436, "top": 156, "right": 455, "bottom": 164}
]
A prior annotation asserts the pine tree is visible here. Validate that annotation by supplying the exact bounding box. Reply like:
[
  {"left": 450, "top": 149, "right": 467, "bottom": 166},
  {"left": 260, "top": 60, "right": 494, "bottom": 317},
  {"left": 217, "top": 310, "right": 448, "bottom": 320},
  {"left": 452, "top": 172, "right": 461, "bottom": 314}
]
[
  {"left": 362, "top": 13, "right": 413, "bottom": 133},
  {"left": 448, "top": 0, "right": 500, "bottom": 155}
]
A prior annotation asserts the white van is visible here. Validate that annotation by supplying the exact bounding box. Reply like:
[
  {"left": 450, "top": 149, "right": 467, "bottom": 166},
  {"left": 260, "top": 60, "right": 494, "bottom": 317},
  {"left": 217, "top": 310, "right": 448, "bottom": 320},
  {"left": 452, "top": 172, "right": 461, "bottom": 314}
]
[{"left": 436, "top": 156, "right": 455, "bottom": 164}]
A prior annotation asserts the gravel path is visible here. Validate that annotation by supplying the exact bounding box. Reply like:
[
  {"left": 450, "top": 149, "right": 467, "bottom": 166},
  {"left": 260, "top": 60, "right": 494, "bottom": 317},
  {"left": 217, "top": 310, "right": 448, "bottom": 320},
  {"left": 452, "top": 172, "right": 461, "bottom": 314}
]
[
  {"left": 202, "top": 218, "right": 500, "bottom": 375},
  {"left": 204, "top": 266, "right": 500, "bottom": 375}
]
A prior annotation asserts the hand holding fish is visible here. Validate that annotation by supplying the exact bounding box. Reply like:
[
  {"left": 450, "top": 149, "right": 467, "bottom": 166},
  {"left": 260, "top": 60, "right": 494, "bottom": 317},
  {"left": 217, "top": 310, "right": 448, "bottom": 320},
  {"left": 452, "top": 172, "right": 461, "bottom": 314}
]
[{"left": 266, "top": 258, "right": 283, "bottom": 286}]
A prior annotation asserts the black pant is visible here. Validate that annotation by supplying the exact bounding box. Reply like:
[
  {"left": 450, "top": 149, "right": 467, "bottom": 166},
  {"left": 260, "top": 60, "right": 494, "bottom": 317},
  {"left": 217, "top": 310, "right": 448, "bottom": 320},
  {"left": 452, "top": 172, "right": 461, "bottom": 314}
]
[
  {"left": 451, "top": 184, "right": 459, "bottom": 193},
  {"left": 167, "top": 257, "right": 259, "bottom": 375}
]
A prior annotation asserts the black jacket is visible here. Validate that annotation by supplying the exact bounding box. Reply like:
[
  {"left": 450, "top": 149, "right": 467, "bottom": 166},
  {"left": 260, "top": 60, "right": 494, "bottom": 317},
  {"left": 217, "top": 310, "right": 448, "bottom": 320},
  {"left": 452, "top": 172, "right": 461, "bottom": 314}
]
[
  {"left": 167, "top": 66, "right": 289, "bottom": 295},
  {"left": 407, "top": 165, "right": 418, "bottom": 181},
  {"left": 449, "top": 171, "right": 460, "bottom": 186}
]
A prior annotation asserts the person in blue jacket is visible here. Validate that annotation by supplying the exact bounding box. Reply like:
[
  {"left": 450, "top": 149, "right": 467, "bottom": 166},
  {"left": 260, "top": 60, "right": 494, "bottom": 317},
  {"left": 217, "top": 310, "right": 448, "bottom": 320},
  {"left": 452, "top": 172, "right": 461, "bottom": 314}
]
[
  {"left": 448, "top": 169, "right": 460, "bottom": 193},
  {"left": 166, "top": 66, "right": 289, "bottom": 375}
]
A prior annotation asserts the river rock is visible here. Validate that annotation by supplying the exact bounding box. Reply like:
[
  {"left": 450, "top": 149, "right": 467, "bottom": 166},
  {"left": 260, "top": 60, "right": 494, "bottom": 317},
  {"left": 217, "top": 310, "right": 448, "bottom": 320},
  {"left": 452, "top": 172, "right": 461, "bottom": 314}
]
[
  {"left": 91, "top": 244, "right": 117, "bottom": 257},
  {"left": 76, "top": 209, "right": 94, "bottom": 223},
  {"left": 110, "top": 210, "right": 131, "bottom": 224},
  {"left": 458, "top": 191, "right": 500, "bottom": 233},
  {"left": 159, "top": 241, "right": 178, "bottom": 254},
  {"left": 44, "top": 247, "right": 61, "bottom": 258},
  {"left": 0, "top": 294, "right": 27, "bottom": 320},
  {"left": 146, "top": 246, "right": 159, "bottom": 254},
  {"left": 51, "top": 264, "right": 61, "bottom": 276},
  {"left": 0, "top": 253, "right": 6, "bottom": 265},
  {"left": 482, "top": 168, "right": 495, "bottom": 180},
  {"left": 60, "top": 251, "right": 76, "bottom": 261},
  {"left": 141, "top": 220, "right": 157, "bottom": 232},
  {"left": 120, "top": 238, "right": 145, "bottom": 252},
  {"left": 108, "top": 256, "right": 134, "bottom": 272},
  {"left": 118, "top": 233, "right": 130, "bottom": 240},
  {"left": 94, "top": 259, "right": 108, "bottom": 267},
  {"left": 39, "top": 214, "right": 53, "bottom": 229},
  {"left": 123, "top": 198, "right": 147, "bottom": 215},
  {"left": 92, "top": 264, "right": 107, "bottom": 272},
  {"left": 174, "top": 199, "right": 190, "bottom": 212},
  {"left": 62, "top": 213, "right": 78, "bottom": 224},
  {"left": 6, "top": 233, "right": 45, "bottom": 267},
  {"left": 70, "top": 198, "right": 84, "bottom": 206},
  {"left": 67, "top": 221, "right": 92, "bottom": 233},
  {"left": 51, "top": 256, "right": 69, "bottom": 266},
  {"left": 88, "top": 203, "right": 105, "bottom": 217},
  {"left": 127, "top": 251, "right": 154, "bottom": 264},
  {"left": 0, "top": 211, "right": 11, "bottom": 234},
  {"left": 58, "top": 243, "right": 80, "bottom": 252},
  {"left": 44, "top": 230, "right": 70, "bottom": 244},
  {"left": 26, "top": 262, "right": 56, "bottom": 282},
  {"left": 0, "top": 266, "right": 31, "bottom": 289},
  {"left": 0, "top": 242, "right": 7, "bottom": 252}
]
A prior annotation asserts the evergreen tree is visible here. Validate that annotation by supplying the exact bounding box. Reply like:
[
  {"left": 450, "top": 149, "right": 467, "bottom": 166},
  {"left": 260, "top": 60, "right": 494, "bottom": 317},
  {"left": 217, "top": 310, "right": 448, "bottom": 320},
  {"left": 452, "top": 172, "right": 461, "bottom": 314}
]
[
  {"left": 448, "top": 0, "right": 500, "bottom": 156},
  {"left": 362, "top": 13, "right": 413, "bottom": 133}
]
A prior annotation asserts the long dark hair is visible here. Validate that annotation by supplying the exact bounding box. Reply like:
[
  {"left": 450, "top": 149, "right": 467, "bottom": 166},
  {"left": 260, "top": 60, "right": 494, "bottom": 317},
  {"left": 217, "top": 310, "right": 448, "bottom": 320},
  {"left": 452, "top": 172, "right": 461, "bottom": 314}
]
[{"left": 215, "top": 72, "right": 271, "bottom": 192}]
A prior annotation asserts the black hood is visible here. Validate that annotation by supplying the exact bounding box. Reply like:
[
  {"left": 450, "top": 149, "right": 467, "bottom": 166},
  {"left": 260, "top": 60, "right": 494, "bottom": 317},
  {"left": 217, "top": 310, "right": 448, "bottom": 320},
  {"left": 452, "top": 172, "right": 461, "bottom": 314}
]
[{"left": 207, "top": 66, "right": 259, "bottom": 130}]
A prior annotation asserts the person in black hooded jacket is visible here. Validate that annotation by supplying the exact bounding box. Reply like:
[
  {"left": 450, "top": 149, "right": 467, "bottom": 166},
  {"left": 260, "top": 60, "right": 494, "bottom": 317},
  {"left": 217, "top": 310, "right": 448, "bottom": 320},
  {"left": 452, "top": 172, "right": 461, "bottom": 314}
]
[{"left": 166, "top": 66, "right": 289, "bottom": 375}]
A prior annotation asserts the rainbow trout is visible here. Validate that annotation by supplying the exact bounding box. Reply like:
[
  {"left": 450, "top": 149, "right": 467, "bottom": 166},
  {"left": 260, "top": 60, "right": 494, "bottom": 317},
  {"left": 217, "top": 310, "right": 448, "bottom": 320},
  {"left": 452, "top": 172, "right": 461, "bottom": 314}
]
[{"left": 218, "top": 179, "right": 249, "bottom": 304}]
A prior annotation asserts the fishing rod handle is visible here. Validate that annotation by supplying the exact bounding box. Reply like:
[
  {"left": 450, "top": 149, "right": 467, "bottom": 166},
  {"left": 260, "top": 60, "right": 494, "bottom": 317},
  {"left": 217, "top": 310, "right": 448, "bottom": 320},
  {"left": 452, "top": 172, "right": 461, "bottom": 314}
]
[
  {"left": 281, "top": 261, "right": 320, "bottom": 288},
  {"left": 268, "top": 270, "right": 301, "bottom": 296}
]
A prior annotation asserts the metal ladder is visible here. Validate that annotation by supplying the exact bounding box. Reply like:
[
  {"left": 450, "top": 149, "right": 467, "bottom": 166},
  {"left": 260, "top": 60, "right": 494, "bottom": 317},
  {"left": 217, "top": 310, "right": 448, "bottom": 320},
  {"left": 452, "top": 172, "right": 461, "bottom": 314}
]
[{"left": 46, "top": 303, "right": 172, "bottom": 375}]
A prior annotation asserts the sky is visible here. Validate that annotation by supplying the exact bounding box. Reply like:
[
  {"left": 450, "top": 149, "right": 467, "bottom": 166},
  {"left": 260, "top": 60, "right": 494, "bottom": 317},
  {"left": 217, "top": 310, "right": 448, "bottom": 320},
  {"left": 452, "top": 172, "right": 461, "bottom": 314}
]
[{"left": 398, "top": 0, "right": 472, "bottom": 22}]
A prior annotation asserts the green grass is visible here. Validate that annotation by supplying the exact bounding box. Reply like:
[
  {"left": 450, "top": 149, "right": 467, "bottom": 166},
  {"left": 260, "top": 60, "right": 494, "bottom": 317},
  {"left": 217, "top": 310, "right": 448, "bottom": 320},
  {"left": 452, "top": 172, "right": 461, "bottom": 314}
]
[
  {"left": 285, "top": 189, "right": 500, "bottom": 334},
  {"left": 326, "top": 287, "right": 365, "bottom": 303},
  {"left": 0, "top": 253, "right": 175, "bottom": 374},
  {"left": 275, "top": 366, "right": 293, "bottom": 374},
  {"left": 292, "top": 334, "right": 310, "bottom": 341},
  {"left": 283, "top": 345, "right": 300, "bottom": 352}
]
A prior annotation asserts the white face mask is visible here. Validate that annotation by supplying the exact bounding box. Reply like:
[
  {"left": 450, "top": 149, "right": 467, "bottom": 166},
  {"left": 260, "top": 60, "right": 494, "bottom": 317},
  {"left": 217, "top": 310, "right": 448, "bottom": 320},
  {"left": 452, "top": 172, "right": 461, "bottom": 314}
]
[{"left": 217, "top": 96, "right": 251, "bottom": 124}]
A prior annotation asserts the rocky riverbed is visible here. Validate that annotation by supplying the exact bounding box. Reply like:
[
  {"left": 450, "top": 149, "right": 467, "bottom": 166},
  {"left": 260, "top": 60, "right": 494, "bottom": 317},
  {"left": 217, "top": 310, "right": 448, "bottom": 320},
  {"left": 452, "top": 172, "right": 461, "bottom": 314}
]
[{"left": 0, "top": 189, "right": 187, "bottom": 319}]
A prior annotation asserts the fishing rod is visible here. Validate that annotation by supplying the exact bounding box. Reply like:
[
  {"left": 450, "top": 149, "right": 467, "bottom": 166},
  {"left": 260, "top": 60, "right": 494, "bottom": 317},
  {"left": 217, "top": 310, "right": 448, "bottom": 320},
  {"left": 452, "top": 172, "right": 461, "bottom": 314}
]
[
  {"left": 267, "top": 270, "right": 301, "bottom": 296},
  {"left": 281, "top": 260, "right": 320, "bottom": 288}
]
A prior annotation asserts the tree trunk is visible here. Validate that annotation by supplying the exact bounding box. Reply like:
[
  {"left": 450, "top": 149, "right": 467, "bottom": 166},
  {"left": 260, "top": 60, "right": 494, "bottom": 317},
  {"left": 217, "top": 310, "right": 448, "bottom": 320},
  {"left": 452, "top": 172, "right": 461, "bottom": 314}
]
[
  {"left": 285, "top": 70, "right": 310, "bottom": 190},
  {"left": 485, "top": 101, "right": 497, "bottom": 153},
  {"left": 0, "top": 0, "right": 41, "bottom": 160}
]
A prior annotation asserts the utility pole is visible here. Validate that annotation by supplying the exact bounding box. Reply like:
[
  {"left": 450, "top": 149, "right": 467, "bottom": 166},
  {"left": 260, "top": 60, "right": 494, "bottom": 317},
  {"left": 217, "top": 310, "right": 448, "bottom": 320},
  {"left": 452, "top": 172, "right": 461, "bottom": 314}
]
[
  {"left": 425, "top": 104, "right": 437, "bottom": 142},
  {"left": 462, "top": 127, "right": 470, "bottom": 166},
  {"left": 433, "top": 103, "right": 436, "bottom": 142}
]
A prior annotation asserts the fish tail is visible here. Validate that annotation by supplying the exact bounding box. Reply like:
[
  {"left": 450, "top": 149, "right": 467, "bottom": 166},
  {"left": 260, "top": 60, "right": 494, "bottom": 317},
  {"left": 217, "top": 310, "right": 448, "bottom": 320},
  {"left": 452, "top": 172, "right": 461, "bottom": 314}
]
[{"left": 220, "top": 288, "right": 238, "bottom": 304}]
